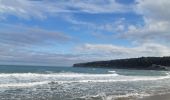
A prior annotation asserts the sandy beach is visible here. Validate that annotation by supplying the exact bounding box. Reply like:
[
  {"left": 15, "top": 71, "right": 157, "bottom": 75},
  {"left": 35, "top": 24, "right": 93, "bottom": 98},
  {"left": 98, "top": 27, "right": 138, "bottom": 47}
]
[{"left": 137, "top": 93, "right": 170, "bottom": 100}]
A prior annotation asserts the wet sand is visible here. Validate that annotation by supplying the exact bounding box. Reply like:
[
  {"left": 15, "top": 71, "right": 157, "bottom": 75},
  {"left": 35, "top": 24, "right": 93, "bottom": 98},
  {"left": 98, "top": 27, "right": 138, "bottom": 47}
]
[{"left": 137, "top": 93, "right": 170, "bottom": 100}]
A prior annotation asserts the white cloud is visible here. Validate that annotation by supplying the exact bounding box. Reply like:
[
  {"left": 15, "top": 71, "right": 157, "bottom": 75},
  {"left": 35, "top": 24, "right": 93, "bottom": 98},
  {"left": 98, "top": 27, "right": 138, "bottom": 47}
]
[
  {"left": 120, "top": 20, "right": 170, "bottom": 43},
  {"left": 0, "top": 23, "right": 75, "bottom": 65},
  {"left": 65, "top": 15, "right": 126, "bottom": 35},
  {"left": 0, "top": 23, "right": 72, "bottom": 46},
  {"left": 0, "top": 0, "right": 46, "bottom": 19},
  {"left": 0, "top": 0, "right": 131, "bottom": 19},
  {"left": 0, "top": 45, "right": 85, "bottom": 66},
  {"left": 136, "top": 0, "right": 170, "bottom": 21},
  {"left": 1, "top": 0, "right": 170, "bottom": 65},
  {"left": 76, "top": 43, "right": 170, "bottom": 61},
  {"left": 119, "top": 0, "right": 170, "bottom": 43},
  {"left": 3, "top": 42, "right": 167, "bottom": 65},
  {"left": 65, "top": 0, "right": 129, "bottom": 13}
]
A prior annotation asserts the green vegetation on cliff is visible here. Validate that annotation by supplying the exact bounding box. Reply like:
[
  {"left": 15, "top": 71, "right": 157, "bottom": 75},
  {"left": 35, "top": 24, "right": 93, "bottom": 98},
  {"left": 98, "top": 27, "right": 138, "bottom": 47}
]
[{"left": 73, "top": 57, "right": 170, "bottom": 70}]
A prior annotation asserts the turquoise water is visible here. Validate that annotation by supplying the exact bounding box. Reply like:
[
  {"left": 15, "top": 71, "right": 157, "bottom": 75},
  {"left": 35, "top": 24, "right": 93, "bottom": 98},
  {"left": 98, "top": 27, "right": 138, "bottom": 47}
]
[{"left": 0, "top": 65, "right": 170, "bottom": 100}]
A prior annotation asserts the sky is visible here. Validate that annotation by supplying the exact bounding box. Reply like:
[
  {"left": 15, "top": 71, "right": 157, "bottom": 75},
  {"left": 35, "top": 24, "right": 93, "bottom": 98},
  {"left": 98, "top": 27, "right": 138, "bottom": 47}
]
[{"left": 0, "top": 0, "right": 170, "bottom": 66}]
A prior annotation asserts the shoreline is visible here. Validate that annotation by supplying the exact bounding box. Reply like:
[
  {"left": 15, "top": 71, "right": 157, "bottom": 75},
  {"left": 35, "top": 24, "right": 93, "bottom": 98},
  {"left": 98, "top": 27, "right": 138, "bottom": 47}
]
[{"left": 136, "top": 93, "right": 170, "bottom": 100}]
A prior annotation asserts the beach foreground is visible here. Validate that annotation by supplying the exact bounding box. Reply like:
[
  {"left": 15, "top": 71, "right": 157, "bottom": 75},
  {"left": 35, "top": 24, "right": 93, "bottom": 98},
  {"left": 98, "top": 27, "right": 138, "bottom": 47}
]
[
  {"left": 0, "top": 65, "right": 170, "bottom": 100},
  {"left": 137, "top": 93, "right": 170, "bottom": 100}
]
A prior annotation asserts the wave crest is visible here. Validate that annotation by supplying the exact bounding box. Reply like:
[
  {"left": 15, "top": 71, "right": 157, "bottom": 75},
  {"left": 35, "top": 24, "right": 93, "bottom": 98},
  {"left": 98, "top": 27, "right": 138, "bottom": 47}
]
[{"left": 0, "top": 72, "right": 169, "bottom": 87}]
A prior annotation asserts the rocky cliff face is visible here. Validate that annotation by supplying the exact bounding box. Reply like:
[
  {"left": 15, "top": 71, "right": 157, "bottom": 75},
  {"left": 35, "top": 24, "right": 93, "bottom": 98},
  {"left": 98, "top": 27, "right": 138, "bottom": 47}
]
[{"left": 73, "top": 57, "right": 170, "bottom": 70}]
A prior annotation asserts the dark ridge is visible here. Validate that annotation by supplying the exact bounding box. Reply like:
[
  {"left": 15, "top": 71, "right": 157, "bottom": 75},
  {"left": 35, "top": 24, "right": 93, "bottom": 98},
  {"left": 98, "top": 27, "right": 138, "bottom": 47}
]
[{"left": 73, "top": 57, "right": 170, "bottom": 70}]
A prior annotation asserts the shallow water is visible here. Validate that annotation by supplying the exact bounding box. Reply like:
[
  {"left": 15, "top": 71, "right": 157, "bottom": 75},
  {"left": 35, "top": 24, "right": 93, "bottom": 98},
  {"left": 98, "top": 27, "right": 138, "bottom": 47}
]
[{"left": 0, "top": 65, "right": 170, "bottom": 100}]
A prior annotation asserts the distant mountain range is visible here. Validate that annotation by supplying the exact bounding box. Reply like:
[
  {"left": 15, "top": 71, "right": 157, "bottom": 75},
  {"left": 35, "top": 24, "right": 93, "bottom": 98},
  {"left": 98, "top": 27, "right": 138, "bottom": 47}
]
[{"left": 73, "top": 57, "right": 170, "bottom": 70}]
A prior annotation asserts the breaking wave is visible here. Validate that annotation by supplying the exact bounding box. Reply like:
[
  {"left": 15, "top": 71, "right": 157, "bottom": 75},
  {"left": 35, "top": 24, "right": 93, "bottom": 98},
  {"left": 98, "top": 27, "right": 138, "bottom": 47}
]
[{"left": 0, "top": 71, "right": 169, "bottom": 87}]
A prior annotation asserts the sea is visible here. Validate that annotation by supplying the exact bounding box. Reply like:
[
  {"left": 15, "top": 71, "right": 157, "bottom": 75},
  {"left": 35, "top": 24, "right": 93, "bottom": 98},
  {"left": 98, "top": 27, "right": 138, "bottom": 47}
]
[{"left": 0, "top": 65, "right": 170, "bottom": 100}]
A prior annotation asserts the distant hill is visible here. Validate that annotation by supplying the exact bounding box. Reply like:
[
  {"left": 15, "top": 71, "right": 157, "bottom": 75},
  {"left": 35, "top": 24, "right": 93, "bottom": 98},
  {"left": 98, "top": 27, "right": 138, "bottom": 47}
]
[{"left": 73, "top": 57, "right": 170, "bottom": 70}]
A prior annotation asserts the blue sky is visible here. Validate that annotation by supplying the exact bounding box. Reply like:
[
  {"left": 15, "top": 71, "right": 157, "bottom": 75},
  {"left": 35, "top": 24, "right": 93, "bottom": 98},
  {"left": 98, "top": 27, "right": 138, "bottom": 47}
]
[{"left": 0, "top": 0, "right": 170, "bottom": 66}]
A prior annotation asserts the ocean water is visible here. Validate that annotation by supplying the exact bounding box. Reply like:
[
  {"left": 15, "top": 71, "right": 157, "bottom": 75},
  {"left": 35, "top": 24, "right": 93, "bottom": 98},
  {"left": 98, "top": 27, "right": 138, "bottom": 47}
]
[{"left": 0, "top": 65, "right": 170, "bottom": 100}]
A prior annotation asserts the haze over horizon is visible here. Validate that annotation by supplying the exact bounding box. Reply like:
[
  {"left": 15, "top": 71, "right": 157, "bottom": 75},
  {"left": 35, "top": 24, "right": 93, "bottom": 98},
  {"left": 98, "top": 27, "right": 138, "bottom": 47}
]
[{"left": 0, "top": 0, "right": 170, "bottom": 66}]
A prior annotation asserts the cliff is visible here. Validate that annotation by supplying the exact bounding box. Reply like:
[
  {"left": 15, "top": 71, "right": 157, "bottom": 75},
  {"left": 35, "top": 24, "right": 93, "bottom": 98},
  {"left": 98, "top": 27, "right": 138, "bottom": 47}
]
[{"left": 73, "top": 57, "right": 170, "bottom": 70}]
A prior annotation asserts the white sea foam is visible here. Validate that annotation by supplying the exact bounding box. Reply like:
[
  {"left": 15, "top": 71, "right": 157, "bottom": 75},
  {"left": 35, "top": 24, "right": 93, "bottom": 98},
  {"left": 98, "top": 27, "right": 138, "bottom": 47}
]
[
  {"left": 0, "top": 73, "right": 118, "bottom": 77},
  {"left": 106, "top": 93, "right": 150, "bottom": 100},
  {"left": 0, "top": 72, "right": 169, "bottom": 87},
  {"left": 77, "top": 92, "right": 150, "bottom": 100},
  {"left": 0, "top": 81, "right": 49, "bottom": 88},
  {"left": 108, "top": 70, "right": 116, "bottom": 73}
]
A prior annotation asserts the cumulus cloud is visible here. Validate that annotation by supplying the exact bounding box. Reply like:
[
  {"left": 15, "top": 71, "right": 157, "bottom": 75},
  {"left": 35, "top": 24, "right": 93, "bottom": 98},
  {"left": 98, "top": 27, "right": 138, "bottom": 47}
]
[
  {"left": 76, "top": 43, "right": 170, "bottom": 61},
  {"left": 119, "top": 0, "right": 170, "bottom": 43},
  {"left": 0, "top": 0, "right": 131, "bottom": 19},
  {"left": 120, "top": 21, "right": 170, "bottom": 43},
  {"left": 136, "top": 0, "right": 170, "bottom": 21}
]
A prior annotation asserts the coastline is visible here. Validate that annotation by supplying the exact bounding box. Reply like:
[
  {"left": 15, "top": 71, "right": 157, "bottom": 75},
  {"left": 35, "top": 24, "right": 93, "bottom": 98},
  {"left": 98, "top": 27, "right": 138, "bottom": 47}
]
[
  {"left": 73, "top": 57, "right": 170, "bottom": 71},
  {"left": 136, "top": 93, "right": 170, "bottom": 100}
]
